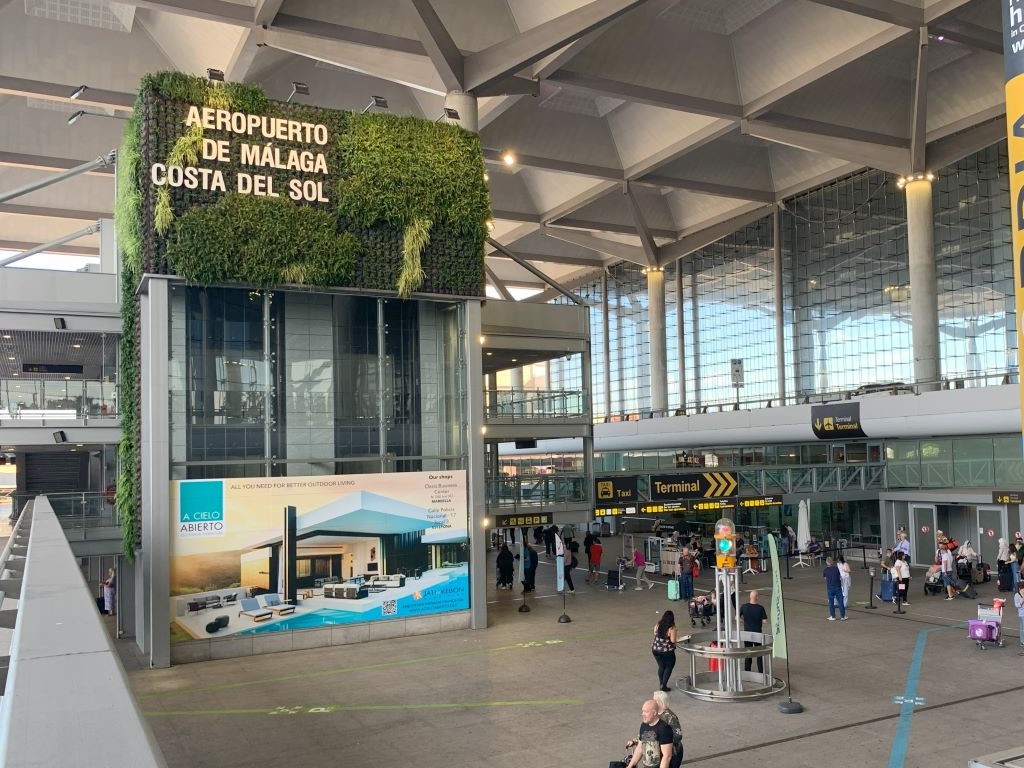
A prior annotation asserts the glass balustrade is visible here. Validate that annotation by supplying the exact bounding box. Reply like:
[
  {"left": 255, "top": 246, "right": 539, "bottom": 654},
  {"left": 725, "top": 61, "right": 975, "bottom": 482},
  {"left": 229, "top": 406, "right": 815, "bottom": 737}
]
[
  {"left": 483, "top": 388, "right": 585, "bottom": 421},
  {"left": 0, "top": 378, "right": 117, "bottom": 421},
  {"left": 11, "top": 491, "right": 116, "bottom": 527}
]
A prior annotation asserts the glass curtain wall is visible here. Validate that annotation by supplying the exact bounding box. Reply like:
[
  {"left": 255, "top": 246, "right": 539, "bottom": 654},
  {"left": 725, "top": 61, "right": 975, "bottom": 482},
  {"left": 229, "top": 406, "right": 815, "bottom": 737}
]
[
  {"left": 560, "top": 142, "right": 1015, "bottom": 416},
  {"left": 168, "top": 286, "right": 467, "bottom": 479}
]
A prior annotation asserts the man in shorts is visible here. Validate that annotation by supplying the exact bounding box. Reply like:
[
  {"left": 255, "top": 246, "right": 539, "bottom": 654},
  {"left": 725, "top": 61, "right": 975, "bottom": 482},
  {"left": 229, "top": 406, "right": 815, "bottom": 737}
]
[{"left": 940, "top": 546, "right": 957, "bottom": 600}]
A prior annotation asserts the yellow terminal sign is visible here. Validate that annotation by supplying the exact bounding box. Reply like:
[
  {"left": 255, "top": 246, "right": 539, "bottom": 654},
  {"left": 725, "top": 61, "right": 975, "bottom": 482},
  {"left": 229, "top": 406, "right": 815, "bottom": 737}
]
[{"left": 714, "top": 517, "right": 737, "bottom": 569}]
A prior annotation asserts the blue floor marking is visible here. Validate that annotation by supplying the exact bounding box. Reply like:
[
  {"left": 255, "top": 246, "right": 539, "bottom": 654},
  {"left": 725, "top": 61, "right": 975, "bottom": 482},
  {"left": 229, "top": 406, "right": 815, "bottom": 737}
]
[{"left": 887, "top": 623, "right": 964, "bottom": 768}]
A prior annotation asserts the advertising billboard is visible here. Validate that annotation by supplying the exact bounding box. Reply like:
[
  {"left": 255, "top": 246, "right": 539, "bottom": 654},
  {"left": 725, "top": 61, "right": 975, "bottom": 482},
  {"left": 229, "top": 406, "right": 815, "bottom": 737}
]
[{"left": 168, "top": 471, "right": 468, "bottom": 643}]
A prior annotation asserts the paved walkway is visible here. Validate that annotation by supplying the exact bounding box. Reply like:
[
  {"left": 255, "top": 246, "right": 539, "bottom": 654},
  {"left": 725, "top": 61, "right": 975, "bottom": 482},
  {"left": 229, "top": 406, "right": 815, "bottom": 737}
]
[{"left": 125, "top": 541, "right": 1023, "bottom": 768}]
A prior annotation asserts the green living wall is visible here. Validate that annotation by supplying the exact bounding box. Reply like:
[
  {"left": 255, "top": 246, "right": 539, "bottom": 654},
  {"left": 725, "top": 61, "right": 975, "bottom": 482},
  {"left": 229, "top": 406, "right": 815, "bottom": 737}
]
[{"left": 115, "top": 72, "right": 491, "bottom": 557}]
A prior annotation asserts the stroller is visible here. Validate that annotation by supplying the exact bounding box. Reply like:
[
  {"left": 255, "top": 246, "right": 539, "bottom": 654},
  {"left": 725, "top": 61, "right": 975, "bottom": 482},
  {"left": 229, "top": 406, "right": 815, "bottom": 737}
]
[
  {"left": 923, "top": 565, "right": 944, "bottom": 596},
  {"left": 688, "top": 595, "right": 715, "bottom": 627},
  {"left": 968, "top": 601, "right": 1005, "bottom": 650}
]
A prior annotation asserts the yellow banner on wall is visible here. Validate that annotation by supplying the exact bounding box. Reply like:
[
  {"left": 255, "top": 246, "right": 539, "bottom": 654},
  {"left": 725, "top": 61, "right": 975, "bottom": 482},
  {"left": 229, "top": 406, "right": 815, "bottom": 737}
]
[{"left": 1005, "top": 2, "right": 1024, "bottom": 443}]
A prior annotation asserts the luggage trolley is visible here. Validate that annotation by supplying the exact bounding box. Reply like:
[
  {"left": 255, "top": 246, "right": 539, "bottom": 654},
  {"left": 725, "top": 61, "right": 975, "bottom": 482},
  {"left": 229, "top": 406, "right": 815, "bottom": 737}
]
[
  {"left": 606, "top": 558, "right": 627, "bottom": 590},
  {"left": 968, "top": 601, "right": 1005, "bottom": 650}
]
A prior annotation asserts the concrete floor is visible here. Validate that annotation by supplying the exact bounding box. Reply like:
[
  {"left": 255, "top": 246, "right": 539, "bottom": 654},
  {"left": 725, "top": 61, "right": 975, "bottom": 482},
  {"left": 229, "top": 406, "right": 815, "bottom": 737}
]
[{"left": 123, "top": 541, "right": 1024, "bottom": 768}]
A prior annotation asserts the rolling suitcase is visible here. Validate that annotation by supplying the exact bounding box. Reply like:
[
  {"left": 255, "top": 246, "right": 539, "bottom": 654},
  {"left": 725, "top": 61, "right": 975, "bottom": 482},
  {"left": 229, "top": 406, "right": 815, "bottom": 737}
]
[
  {"left": 980, "top": 563, "right": 992, "bottom": 583},
  {"left": 667, "top": 578, "right": 680, "bottom": 601},
  {"left": 997, "top": 567, "right": 1014, "bottom": 592},
  {"left": 605, "top": 568, "right": 621, "bottom": 590},
  {"left": 879, "top": 580, "right": 896, "bottom": 602}
]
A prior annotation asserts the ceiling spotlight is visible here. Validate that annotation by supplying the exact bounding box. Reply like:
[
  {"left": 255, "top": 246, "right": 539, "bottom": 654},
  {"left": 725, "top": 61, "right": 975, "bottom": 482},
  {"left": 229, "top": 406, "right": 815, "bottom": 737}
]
[
  {"left": 361, "top": 95, "right": 388, "bottom": 114},
  {"left": 501, "top": 150, "right": 516, "bottom": 166},
  {"left": 69, "top": 85, "right": 88, "bottom": 101},
  {"left": 436, "top": 106, "right": 460, "bottom": 122},
  {"left": 286, "top": 81, "right": 309, "bottom": 103},
  {"left": 486, "top": 219, "right": 495, "bottom": 232},
  {"left": 67, "top": 110, "right": 85, "bottom": 126},
  {"left": 206, "top": 68, "right": 225, "bottom": 83}
]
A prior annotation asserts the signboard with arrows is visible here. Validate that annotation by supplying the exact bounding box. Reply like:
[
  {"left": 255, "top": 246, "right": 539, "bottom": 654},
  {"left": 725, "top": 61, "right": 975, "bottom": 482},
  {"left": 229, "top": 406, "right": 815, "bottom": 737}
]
[{"left": 650, "top": 472, "right": 737, "bottom": 500}]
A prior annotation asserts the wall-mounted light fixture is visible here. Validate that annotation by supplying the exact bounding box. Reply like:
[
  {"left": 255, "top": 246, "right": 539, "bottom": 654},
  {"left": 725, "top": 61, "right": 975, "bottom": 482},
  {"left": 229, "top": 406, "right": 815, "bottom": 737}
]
[
  {"left": 53, "top": 317, "right": 67, "bottom": 330},
  {"left": 53, "top": 430, "right": 68, "bottom": 443},
  {"left": 69, "top": 85, "right": 88, "bottom": 101},
  {"left": 896, "top": 171, "right": 935, "bottom": 189},
  {"left": 286, "top": 82, "right": 309, "bottom": 103},
  {"left": 435, "top": 107, "right": 460, "bottom": 122},
  {"left": 360, "top": 95, "right": 388, "bottom": 114},
  {"left": 67, "top": 110, "right": 130, "bottom": 126},
  {"left": 206, "top": 68, "right": 225, "bottom": 83}
]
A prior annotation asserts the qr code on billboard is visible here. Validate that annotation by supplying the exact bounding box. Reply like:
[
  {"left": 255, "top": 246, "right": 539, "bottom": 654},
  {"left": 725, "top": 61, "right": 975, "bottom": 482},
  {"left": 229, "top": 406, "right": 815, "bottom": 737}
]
[{"left": 382, "top": 599, "right": 397, "bottom": 616}]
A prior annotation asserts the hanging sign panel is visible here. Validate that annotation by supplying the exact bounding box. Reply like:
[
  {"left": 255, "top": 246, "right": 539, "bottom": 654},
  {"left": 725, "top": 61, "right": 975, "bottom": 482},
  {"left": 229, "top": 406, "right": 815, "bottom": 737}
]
[
  {"left": 649, "top": 472, "right": 737, "bottom": 500},
  {"left": 811, "top": 402, "right": 866, "bottom": 439}
]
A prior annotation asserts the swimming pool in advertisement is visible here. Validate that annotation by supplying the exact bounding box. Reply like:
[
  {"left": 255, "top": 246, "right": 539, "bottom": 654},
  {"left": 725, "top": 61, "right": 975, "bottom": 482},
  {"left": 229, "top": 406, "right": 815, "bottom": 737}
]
[{"left": 235, "top": 571, "right": 469, "bottom": 634}]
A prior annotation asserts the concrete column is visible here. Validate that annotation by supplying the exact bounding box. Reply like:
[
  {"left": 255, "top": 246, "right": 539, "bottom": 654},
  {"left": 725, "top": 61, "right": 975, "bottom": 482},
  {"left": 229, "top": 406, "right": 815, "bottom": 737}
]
[
  {"left": 675, "top": 265, "right": 686, "bottom": 411},
  {"left": 647, "top": 268, "right": 667, "bottom": 413},
  {"left": 905, "top": 178, "right": 940, "bottom": 390},
  {"left": 510, "top": 367, "right": 524, "bottom": 417},
  {"left": 140, "top": 277, "right": 170, "bottom": 668},
  {"left": 601, "top": 272, "right": 611, "bottom": 418},
  {"left": 773, "top": 207, "right": 787, "bottom": 405},
  {"left": 690, "top": 260, "right": 702, "bottom": 408},
  {"left": 463, "top": 300, "right": 487, "bottom": 630},
  {"left": 444, "top": 91, "right": 478, "bottom": 133}
]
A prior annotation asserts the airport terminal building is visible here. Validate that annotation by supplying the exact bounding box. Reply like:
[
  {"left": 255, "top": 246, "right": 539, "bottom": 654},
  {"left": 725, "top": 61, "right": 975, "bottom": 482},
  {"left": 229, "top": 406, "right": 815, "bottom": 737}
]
[{"left": 1, "top": 1, "right": 1024, "bottom": 766}]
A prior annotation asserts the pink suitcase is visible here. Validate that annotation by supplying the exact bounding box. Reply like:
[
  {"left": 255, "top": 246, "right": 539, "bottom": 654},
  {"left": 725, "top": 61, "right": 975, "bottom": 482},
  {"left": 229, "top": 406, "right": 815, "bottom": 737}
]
[{"left": 968, "top": 619, "right": 999, "bottom": 641}]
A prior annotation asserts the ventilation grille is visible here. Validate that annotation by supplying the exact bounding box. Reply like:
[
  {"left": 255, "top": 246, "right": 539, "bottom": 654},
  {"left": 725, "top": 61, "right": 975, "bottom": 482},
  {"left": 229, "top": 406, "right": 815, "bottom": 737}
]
[{"left": 24, "top": 0, "right": 134, "bottom": 32}]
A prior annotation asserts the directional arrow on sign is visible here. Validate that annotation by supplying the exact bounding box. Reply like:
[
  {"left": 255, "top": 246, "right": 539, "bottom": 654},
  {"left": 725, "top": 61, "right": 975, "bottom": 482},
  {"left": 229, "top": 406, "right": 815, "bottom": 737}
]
[{"left": 702, "top": 472, "right": 737, "bottom": 497}]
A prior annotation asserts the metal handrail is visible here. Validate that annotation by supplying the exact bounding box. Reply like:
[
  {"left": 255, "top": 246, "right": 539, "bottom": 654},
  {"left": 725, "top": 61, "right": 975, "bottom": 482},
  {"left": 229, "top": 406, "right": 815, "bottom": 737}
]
[
  {"left": 595, "top": 369, "right": 1017, "bottom": 424},
  {"left": 0, "top": 496, "right": 166, "bottom": 767}
]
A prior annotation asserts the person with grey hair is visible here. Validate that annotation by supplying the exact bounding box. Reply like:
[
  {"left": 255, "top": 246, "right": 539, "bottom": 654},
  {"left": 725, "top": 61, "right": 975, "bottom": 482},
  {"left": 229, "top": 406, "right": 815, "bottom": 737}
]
[{"left": 652, "top": 690, "right": 683, "bottom": 768}]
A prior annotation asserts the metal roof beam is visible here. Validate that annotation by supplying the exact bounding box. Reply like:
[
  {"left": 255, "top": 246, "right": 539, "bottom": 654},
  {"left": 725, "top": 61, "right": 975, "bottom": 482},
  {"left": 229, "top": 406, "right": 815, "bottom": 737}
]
[
  {"left": 799, "top": 0, "right": 922, "bottom": 27},
  {"left": 484, "top": 264, "right": 515, "bottom": 301},
  {"left": 926, "top": 117, "right": 1005, "bottom": 171},
  {"left": 0, "top": 203, "right": 110, "bottom": 221},
  {"left": 0, "top": 75, "right": 134, "bottom": 111},
  {"left": 129, "top": 0, "right": 253, "bottom": 24},
  {"left": 637, "top": 175, "right": 776, "bottom": 203},
  {"left": 482, "top": 148, "right": 621, "bottom": 180},
  {"left": 464, "top": 0, "right": 648, "bottom": 93},
  {"left": 540, "top": 225, "right": 646, "bottom": 265},
  {"left": 910, "top": 27, "right": 929, "bottom": 174},
  {"left": 741, "top": 117, "right": 910, "bottom": 175},
  {"left": 659, "top": 205, "right": 773, "bottom": 264},
  {"left": 487, "top": 237, "right": 587, "bottom": 305},
  {"left": 271, "top": 14, "right": 426, "bottom": 56},
  {"left": 406, "top": 0, "right": 464, "bottom": 91},
  {"left": 623, "top": 182, "right": 659, "bottom": 267},
  {"left": 0, "top": 152, "right": 114, "bottom": 176},
  {"left": 548, "top": 70, "right": 742, "bottom": 119}
]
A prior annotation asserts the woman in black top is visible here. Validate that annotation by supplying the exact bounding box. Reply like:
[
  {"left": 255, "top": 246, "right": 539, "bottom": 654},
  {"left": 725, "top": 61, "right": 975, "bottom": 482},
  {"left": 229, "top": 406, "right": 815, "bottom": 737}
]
[{"left": 651, "top": 610, "right": 678, "bottom": 693}]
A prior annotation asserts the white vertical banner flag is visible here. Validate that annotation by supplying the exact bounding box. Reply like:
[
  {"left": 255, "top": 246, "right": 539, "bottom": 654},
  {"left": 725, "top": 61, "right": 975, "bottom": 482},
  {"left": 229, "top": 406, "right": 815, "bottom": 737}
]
[
  {"left": 555, "top": 531, "right": 565, "bottom": 592},
  {"left": 766, "top": 533, "right": 789, "bottom": 660}
]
